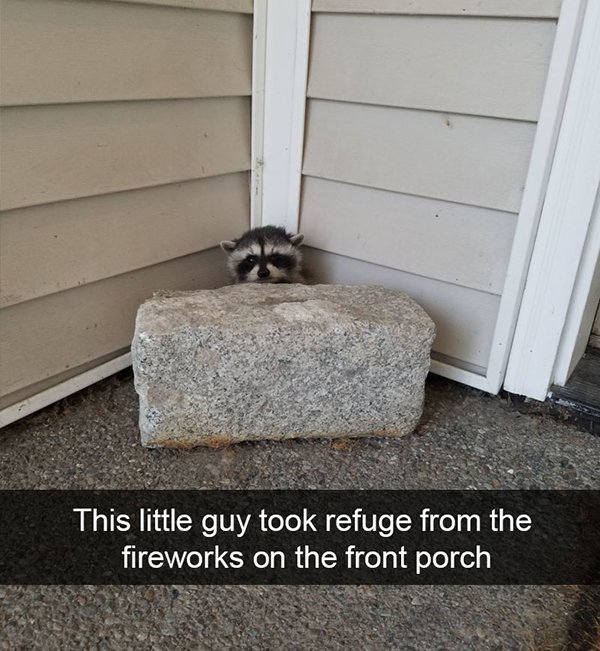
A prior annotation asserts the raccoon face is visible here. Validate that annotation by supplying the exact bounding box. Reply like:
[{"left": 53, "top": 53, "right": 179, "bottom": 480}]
[{"left": 220, "top": 226, "right": 305, "bottom": 284}]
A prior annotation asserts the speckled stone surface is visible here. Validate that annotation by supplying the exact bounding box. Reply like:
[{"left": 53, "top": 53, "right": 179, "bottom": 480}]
[{"left": 132, "top": 284, "right": 435, "bottom": 448}]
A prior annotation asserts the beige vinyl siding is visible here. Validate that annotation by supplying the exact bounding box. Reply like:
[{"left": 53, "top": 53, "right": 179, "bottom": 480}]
[
  {"left": 308, "top": 15, "right": 556, "bottom": 121},
  {"left": 0, "top": 0, "right": 251, "bottom": 411},
  {"left": 2, "top": 98, "right": 250, "bottom": 210},
  {"left": 301, "top": 3, "right": 559, "bottom": 372},
  {"left": 0, "top": 173, "right": 249, "bottom": 308},
  {"left": 301, "top": 177, "right": 516, "bottom": 295},
  {"left": 0, "top": 350, "right": 133, "bottom": 413},
  {"left": 112, "top": 0, "right": 252, "bottom": 12},
  {"left": 0, "top": 248, "right": 228, "bottom": 403},
  {"left": 1, "top": 0, "right": 252, "bottom": 106},
  {"left": 303, "top": 249, "right": 499, "bottom": 370},
  {"left": 312, "top": 0, "right": 561, "bottom": 18},
  {"left": 304, "top": 100, "right": 536, "bottom": 213}
]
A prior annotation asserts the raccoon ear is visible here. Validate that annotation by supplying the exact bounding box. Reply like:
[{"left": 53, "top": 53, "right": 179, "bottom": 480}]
[
  {"left": 289, "top": 233, "right": 304, "bottom": 247},
  {"left": 220, "top": 240, "right": 238, "bottom": 253}
]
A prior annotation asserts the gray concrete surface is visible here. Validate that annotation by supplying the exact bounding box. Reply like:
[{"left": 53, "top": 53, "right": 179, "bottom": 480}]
[{"left": 0, "top": 372, "right": 599, "bottom": 650}]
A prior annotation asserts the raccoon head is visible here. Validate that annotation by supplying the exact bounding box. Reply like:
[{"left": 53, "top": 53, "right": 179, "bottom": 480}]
[{"left": 220, "top": 226, "right": 305, "bottom": 284}]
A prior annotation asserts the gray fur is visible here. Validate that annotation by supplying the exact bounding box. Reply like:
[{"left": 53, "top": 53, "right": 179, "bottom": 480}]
[{"left": 220, "top": 226, "right": 306, "bottom": 284}]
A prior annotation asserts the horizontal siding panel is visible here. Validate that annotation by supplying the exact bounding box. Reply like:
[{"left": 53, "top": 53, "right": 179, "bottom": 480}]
[
  {"left": 0, "top": 173, "right": 249, "bottom": 308},
  {"left": 300, "top": 177, "right": 516, "bottom": 295},
  {"left": 1, "top": 0, "right": 252, "bottom": 106},
  {"left": 303, "top": 248, "right": 499, "bottom": 368},
  {"left": 0, "top": 248, "right": 229, "bottom": 398},
  {"left": 0, "top": 349, "right": 129, "bottom": 412},
  {"left": 111, "top": 0, "right": 252, "bottom": 11},
  {"left": 312, "top": 0, "right": 561, "bottom": 18},
  {"left": 303, "top": 99, "right": 535, "bottom": 212},
  {"left": 308, "top": 15, "right": 555, "bottom": 121},
  {"left": 0, "top": 97, "right": 251, "bottom": 210}
]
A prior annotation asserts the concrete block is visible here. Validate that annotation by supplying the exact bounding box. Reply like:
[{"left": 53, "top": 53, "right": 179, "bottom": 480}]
[{"left": 132, "top": 284, "right": 435, "bottom": 447}]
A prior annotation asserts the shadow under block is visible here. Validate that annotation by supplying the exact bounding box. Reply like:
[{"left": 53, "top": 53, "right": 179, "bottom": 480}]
[{"left": 132, "top": 284, "right": 435, "bottom": 447}]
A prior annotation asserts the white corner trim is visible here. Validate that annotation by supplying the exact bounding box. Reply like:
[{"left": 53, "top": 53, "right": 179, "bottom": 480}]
[
  {"left": 251, "top": 0, "right": 311, "bottom": 233},
  {"left": 483, "top": 0, "right": 587, "bottom": 395},
  {"left": 429, "top": 359, "right": 492, "bottom": 393},
  {"left": 251, "top": 0, "right": 267, "bottom": 228},
  {"left": 0, "top": 352, "right": 132, "bottom": 429},
  {"left": 504, "top": 0, "right": 600, "bottom": 400}
]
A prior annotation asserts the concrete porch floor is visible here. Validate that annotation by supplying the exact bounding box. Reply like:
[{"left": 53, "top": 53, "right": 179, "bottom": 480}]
[{"left": 0, "top": 373, "right": 599, "bottom": 650}]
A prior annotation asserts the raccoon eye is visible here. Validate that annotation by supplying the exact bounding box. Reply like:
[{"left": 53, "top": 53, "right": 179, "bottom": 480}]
[
  {"left": 245, "top": 255, "right": 257, "bottom": 265},
  {"left": 269, "top": 254, "right": 294, "bottom": 269}
]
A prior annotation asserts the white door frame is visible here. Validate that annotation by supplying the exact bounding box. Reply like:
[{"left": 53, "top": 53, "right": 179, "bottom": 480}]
[
  {"left": 484, "top": 0, "right": 588, "bottom": 395},
  {"left": 504, "top": 0, "right": 600, "bottom": 400}
]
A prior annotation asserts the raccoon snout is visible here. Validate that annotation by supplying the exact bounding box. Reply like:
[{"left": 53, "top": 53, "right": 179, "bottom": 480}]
[{"left": 257, "top": 268, "right": 270, "bottom": 279}]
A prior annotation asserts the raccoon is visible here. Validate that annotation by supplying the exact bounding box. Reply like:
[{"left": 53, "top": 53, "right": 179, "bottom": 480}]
[{"left": 220, "top": 226, "right": 305, "bottom": 284}]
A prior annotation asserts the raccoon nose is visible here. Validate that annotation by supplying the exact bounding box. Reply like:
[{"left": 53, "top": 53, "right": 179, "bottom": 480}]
[{"left": 257, "top": 268, "right": 270, "bottom": 279}]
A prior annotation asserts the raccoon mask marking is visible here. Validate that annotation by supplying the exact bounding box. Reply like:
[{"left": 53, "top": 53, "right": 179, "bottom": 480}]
[{"left": 220, "top": 226, "right": 305, "bottom": 284}]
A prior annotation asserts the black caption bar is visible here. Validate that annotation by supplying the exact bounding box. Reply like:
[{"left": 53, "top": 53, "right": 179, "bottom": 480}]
[{"left": 1, "top": 490, "right": 598, "bottom": 585}]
